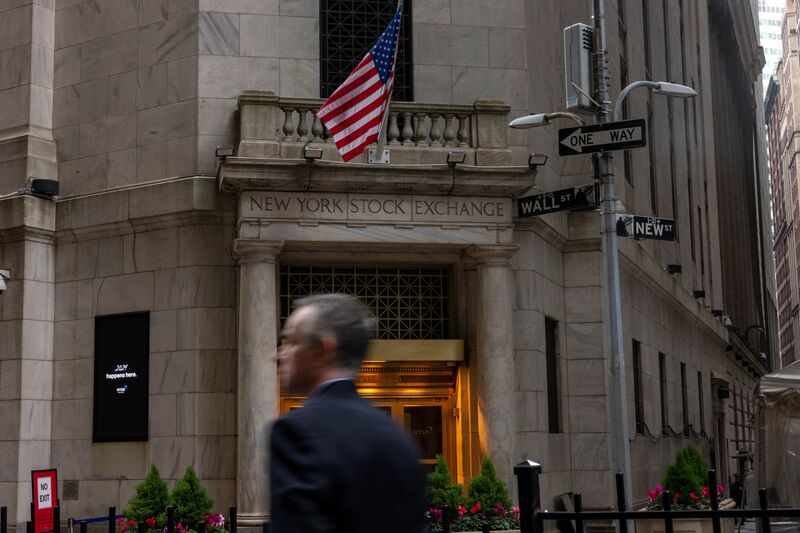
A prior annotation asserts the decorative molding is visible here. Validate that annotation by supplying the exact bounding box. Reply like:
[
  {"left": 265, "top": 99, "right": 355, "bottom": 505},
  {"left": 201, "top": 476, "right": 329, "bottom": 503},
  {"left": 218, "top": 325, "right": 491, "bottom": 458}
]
[
  {"left": 233, "top": 239, "right": 284, "bottom": 263},
  {"left": 465, "top": 244, "right": 519, "bottom": 266}
]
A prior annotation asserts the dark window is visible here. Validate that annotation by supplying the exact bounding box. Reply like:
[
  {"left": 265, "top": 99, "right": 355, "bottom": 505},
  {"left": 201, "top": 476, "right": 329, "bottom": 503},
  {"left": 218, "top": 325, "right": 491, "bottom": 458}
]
[
  {"left": 697, "top": 370, "right": 705, "bottom": 431},
  {"left": 93, "top": 313, "right": 150, "bottom": 442},
  {"left": 659, "top": 352, "right": 668, "bottom": 432},
  {"left": 681, "top": 362, "right": 689, "bottom": 430},
  {"left": 545, "top": 317, "right": 561, "bottom": 433},
  {"left": 320, "top": 0, "right": 413, "bottom": 101},
  {"left": 633, "top": 339, "right": 644, "bottom": 434}
]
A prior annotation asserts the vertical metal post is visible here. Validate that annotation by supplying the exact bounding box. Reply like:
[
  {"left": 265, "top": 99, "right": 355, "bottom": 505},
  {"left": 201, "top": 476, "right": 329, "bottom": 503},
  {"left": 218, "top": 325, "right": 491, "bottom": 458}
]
[
  {"left": 229, "top": 506, "right": 237, "bottom": 533},
  {"left": 708, "top": 470, "right": 721, "bottom": 533},
  {"left": 514, "top": 460, "right": 542, "bottom": 533},
  {"left": 758, "top": 488, "right": 771, "bottom": 533},
  {"left": 53, "top": 506, "right": 60, "bottom": 533},
  {"left": 27, "top": 521, "right": 33, "bottom": 533},
  {"left": 166, "top": 507, "right": 174, "bottom": 533},
  {"left": 108, "top": 507, "right": 115, "bottom": 533},
  {"left": 663, "top": 491, "right": 674, "bottom": 533},
  {"left": 573, "top": 494, "right": 584, "bottom": 533},
  {"left": 614, "top": 473, "right": 628, "bottom": 533},
  {"left": 79, "top": 522, "right": 87, "bottom": 533},
  {"left": 592, "top": 0, "right": 633, "bottom": 526},
  {"left": 1, "top": 506, "right": 6, "bottom": 533},
  {"left": 442, "top": 507, "right": 450, "bottom": 533}
]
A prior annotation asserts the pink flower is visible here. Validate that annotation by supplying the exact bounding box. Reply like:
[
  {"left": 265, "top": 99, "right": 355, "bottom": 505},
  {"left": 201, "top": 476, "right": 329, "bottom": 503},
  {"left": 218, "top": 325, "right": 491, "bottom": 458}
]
[
  {"left": 673, "top": 492, "right": 681, "bottom": 502},
  {"left": 511, "top": 507, "right": 520, "bottom": 518},
  {"left": 702, "top": 486, "right": 710, "bottom": 498},
  {"left": 457, "top": 504, "right": 467, "bottom": 517},
  {"left": 716, "top": 484, "right": 725, "bottom": 495},
  {"left": 470, "top": 503, "right": 481, "bottom": 515},
  {"left": 648, "top": 489, "right": 658, "bottom": 502},
  {"left": 176, "top": 523, "right": 187, "bottom": 533},
  {"left": 429, "top": 508, "right": 442, "bottom": 520},
  {"left": 493, "top": 504, "right": 506, "bottom": 516},
  {"left": 690, "top": 492, "right": 698, "bottom": 501},
  {"left": 655, "top": 484, "right": 665, "bottom": 495}
]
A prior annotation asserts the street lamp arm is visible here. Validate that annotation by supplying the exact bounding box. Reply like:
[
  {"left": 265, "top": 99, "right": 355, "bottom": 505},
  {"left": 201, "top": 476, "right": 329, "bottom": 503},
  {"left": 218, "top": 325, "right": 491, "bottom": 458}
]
[
  {"left": 612, "top": 81, "right": 661, "bottom": 122},
  {"left": 544, "top": 111, "right": 586, "bottom": 125}
]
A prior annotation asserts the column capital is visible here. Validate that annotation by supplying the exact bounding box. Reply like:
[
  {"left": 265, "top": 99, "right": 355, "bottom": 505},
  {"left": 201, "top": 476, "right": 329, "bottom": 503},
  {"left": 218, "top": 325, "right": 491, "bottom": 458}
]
[
  {"left": 233, "top": 239, "right": 284, "bottom": 264},
  {"left": 466, "top": 244, "right": 519, "bottom": 266}
]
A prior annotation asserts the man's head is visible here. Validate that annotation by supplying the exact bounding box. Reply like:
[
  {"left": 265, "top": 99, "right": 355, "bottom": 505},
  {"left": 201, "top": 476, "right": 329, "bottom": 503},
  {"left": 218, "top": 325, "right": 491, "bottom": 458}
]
[{"left": 278, "top": 293, "right": 375, "bottom": 395}]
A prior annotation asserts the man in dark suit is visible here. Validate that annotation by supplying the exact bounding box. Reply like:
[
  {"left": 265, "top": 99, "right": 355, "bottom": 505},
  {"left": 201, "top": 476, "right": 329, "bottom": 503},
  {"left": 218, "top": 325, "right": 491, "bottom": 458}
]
[{"left": 270, "top": 293, "right": 427, "bottom": 533}]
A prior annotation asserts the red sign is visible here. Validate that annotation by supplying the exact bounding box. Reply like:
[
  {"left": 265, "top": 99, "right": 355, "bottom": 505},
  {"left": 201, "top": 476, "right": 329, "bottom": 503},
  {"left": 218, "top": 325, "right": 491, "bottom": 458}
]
[{"left": 32, "top": 469, "right": 58, "bottom": 533}]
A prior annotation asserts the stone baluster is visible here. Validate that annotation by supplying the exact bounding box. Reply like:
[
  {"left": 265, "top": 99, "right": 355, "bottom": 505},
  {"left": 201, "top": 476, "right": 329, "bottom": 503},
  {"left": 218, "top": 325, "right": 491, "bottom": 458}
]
[
  {"left": 401, "top": 111, "right": 414, "bottom": 146},
  {"left": 456, "top": 114, "right": 470, "bottom": 147},
  {"left": 281, "top": 108, "right": 295, "bottom": 141},
  {"left": 443, "top": 114, "right": 456, "bottom": 146},
  {"left": 311, "top": 113, "right": 324, "bottom": 141},
  {"left": 415, "top": 112, "right": 429, "bottom": 146},
  {"left": 429, "top": 113, "right": 442, "bottom": 147},
  {"left": 388, "top": 112, "right": 400, "bottom": 145},
  {"left": 296, "top": 109, "right": 309, "bottom": 142}
]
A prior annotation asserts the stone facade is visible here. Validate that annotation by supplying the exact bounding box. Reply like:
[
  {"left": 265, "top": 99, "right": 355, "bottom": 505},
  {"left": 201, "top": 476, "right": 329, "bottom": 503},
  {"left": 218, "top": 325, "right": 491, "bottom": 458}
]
[{"left": 0, "top": 0, "right": 774, "bottom": 530}]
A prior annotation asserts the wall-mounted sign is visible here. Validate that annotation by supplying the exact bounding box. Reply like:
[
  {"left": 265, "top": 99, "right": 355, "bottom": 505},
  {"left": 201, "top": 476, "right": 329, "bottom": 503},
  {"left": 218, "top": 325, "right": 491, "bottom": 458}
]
[
  {"left": 93, "top": 313, "right": 149, "bottom": 442},
  {"left": 558, "top": 119, "right": 647, "bottom": 155},
  {"left": 616, "top": 214, "right": 676, "bottom": 241},
  {"left": 32, "top": 469, "right": 58, "bottom": 533},
  {"left": 516, "top": 183, "right": 598, "bottom": 218}
]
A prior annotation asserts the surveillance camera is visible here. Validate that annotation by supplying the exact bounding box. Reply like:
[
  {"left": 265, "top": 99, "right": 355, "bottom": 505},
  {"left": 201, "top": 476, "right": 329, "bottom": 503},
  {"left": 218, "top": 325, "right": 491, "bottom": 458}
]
[
  {"left": 722, "top": 315, "right": 733, "bottom": 328},
  {"left": 0, "top": 269, "right": 10, "bottom": 294}
]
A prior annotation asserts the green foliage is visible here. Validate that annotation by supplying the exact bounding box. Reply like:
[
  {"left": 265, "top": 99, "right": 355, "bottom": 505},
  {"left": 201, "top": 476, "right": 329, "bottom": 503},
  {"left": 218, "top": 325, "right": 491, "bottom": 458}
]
[
  {"left": 427, "top": 514, "right": 520, "bottom": 532},
  {"left": 467, "top": 457, "right": 512, "bottom": 510},
  {"left": 124, "top": 465, "right": 169, "bottom": 524},
  {"left": 663, "top": 446, "right": 709, "bottom": 507},
  {"left": 170, "top": 466, "right": 214, "bottom": 528},
  {"left": 427, "top": 455, "right": 465, "bottom": 510}
]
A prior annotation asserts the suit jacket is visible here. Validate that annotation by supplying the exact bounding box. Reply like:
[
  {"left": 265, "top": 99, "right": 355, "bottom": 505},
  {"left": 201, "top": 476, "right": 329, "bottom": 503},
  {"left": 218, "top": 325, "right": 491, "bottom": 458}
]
[{"left": 269, "top": 380, "right": 427, "bottom": 533}]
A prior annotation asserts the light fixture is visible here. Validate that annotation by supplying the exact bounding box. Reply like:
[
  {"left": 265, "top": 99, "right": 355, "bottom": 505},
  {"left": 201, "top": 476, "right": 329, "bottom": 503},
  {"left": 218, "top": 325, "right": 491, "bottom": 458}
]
[
  {"left": 0, "top": 269, "right": 9, "bottom": 294},
  {"left": 31, "top": 179, "right": 59, "bottom": 197},
  {"left": 666, "top": 264, "right": 681, "bottom": 275},
  {"left": 446, "top": 151, "right": 466, "bottom": 168},
  {"left": 693, "top": 290, "right": 706, "bottom": 299},
  {"left": 508, "top": 111, "right": 585, "bottom": 129},
  {"left": 653, "top": 82, "right": 698, "bottom": 98},
  {"left": 527, "top": 153, "right": 548, "bottom": 168},
  {"left": 215, "top": 145, "right": 235, "bottom": 159},
  {"left": 303, "top": 145, "right": 324, "bottom": 163}
]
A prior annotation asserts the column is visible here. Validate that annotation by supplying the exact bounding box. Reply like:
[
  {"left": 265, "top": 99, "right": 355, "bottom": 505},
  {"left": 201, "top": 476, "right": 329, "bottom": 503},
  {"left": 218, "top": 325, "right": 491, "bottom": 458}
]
[
  {"left": 467, "top": 244, "right": 519, "bottom": 488},
  {"left": 233, "top": 239, "right": 283, "bottom": 526}
]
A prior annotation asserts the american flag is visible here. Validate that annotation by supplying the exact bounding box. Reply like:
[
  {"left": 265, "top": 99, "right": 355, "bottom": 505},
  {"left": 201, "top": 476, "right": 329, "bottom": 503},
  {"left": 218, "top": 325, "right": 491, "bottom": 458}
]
[{"left": 317, "top": 5, "right": 403, "bottom": 162}]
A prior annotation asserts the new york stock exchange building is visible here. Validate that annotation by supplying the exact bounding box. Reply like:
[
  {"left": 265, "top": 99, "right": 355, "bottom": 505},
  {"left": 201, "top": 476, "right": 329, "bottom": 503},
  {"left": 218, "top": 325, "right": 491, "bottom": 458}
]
[{"left": 0, "top": 0, "right": 775, "bottom": 529}]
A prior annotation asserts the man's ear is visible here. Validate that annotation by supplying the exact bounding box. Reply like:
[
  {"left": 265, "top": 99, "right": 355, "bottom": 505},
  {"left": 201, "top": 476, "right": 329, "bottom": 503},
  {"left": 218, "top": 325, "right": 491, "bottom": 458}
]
[{"left": 316, "top": 336, "right": 338, "bottom": 366}]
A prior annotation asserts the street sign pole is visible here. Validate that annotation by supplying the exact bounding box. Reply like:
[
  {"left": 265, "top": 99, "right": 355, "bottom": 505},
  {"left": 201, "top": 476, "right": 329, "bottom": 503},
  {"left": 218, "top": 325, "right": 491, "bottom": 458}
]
[{"left": 593, "top": 0, "right": 633, "bottom": 525}]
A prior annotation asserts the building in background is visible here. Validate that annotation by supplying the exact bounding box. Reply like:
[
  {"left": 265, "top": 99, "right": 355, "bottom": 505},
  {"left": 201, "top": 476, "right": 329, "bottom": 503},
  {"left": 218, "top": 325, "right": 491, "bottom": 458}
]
[
  {"left": 760, "top": 0, "right": 786, "bottom": 89},
  {"left": 0, "top": 0, "right": 774, "bottom": 530}
]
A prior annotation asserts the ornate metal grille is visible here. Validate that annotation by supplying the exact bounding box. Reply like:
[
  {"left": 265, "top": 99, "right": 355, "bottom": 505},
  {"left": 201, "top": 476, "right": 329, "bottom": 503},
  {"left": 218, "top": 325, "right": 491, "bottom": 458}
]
[
  {"left": 280, "top": 265, "right": 450, "bottom": 339},
  {"left": 319, "top": 0, "right": 413, "bottom": 101}
]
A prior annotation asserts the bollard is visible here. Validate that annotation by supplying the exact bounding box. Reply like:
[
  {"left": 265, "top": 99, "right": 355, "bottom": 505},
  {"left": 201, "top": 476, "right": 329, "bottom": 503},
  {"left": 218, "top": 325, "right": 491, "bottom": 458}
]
[
  {"left": 80, "top": 522, "right": 87, "bottom": 533},
  {"left": 260, "top": 523, "right": 270, "bottom": 533},
  {"left": 166, "top": 506, "right": 175, "bottom": 533},
  {"left": 615, "top": 473, "right": 628, "bottom": 533},
  {"left": 441, "top": 506, "right": 450, "bottom": 533},
  {"left": 108, "top": 507, "right": 116, "bottom": 533},
  {"left": 53, "top": 506, "right": 60, "bottom": 533},
  {"left": 514, "top": 460, "right": 542, "bottom": 533},
  {"left": 229, "top": 506, "right": 237, "bottom": 533},
  {"left": 663, "top": 491, "right": 674, "bottom": 533},
  {"left": 1, "top": 506, "right": 6, "bottom": 533},
  {"left": 198, "top": 521, "right": 206, "bottom": 533},
  {"left": 759, "top": 488, "right": 772, "bottom": 533},
  {"left": 138, "top": 521, "right": 146, "bottom": 533},
  {"left": 481, "top": 523, "right": 490, "bottom": 533},
  {"left": 27, "top": 521, "right": 33, "bottom": 533}
]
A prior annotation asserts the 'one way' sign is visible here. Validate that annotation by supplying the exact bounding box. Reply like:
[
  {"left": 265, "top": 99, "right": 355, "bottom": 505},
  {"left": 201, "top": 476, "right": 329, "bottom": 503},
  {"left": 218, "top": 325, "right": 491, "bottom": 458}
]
[{"left": 559, "top": 119, "right": 647, "bottom": 155}]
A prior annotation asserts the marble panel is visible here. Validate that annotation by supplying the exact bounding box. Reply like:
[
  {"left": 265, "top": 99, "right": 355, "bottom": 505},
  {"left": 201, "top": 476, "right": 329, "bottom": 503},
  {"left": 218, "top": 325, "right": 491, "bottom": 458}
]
[
  {"left": 197, "top": 350, "right": 235, "bottom": 392},
  {"left": 18, "top": 399, "right": 52, "bottom": 440},
  {"left": 133, "top": 228, "right": 179, "bottom": 271},
  {"left": 564, "top": 287, "right": 602, "bottom": 323},
  {"left": 137, "top": 63, "right": 169, "bottom": 110},
  {"left": 107, "top": 148, "right": 138, "bottom": 187},
  {"left": 95, "top": 272, "right": 154, "bottom": 315},
  {"left": 53, "top": 45, "right": 81, "bottom": 87},
  {"left": 178, "top": 225, "right": 235, "bottom": 266},
  {"left": 514, "top": 350, "right": 546, "bottom": 392},
  {"left": 177, "top": 392, "right": 195, "bottom": 435},
  {"left": 0, "top": 442, "right": 20, "bottom": 480},
  {"left": 0, "top": 360, "right": 21, "bottom": 400},
  {"left": 53, "top": 358, "right": 92, "bottom": 400},
  {"left": 136, "top": 99, "right": 198, "bottom": 144},
  {"left": 29, "top": 84, "right": 54, "bottom": 129},
  {"left": 17, "top": 439, "right": 51, "bottom": 473},
  {"left": 23, "top": 241, "right": 54, "bottom": 283},
  {"left": 168, "top": 0, "right": 197, "bottom": 18},
  {"left": 197, "top": 133, "right": 232, "bottom": 174},
  {"left": 150, "top": 310, "right": 178, "bottom": 353},
  {"left": 22, "top": 280, "right": 54, "bottom": 321},
  {"left": 53, "top": 86, "right": 79, "bottom": 128},
  {"left": 541, "top": 432, "right": 572, "bottom": 472},
  {"left": 452, "top": 67, "right": 528, "bottom": 110},
  {"left": 149, "top": 436, "right": 195, "bottom": 479},
  {"left": 79, "top": 480, "right": 121, "bottom": 511},
  {"left": 20, "top": 319, "right": 53, "bottom": 361},
  {"left": 50, "top": 439, "right": 91, "bottom": 479},
  {"left": 198, "top": 52, "right": 275, "bottom": 96},
  {"left": 139, "top": 0, "right": 168, "bottom": 26},
  {"left": 570, "top": 432, "right": 609, "bottom": 470},
  {"left": 240, "top": 15, "right": 317, "bottom": 59},
  {"left": 166, "top": 136, "right": 198, "bottom": 179},
  {"left": 92, "top": 442, "right": 148, "bottom": 479},
  {"left": 81, "top": 29, "right": 138, "bottom": 81},
  {"left": 0, "top": 320, "right": 22, "bottom": 361},
  {"left": 78, "top": 78, "right": 109, "bottom": 123},
  {"left": 541, "top": 278, "right": 565, "bottom": 322},
  {"left": 571, "top": 469, "right": 613, "bottom": 509},
  {"left": 149, "top": 394, "right": 177, "bottom": 437},
  {"left": 567, "top": 396, "right": 608, "bottom": 433},
  {"left": 278, "top": 59, "right": 318, "bottom": 99},
  {"left": 199, "top": 0, "right": 278, "bottom": 15},
  {"left": 54, "top": 125, "right": 80, "bottom": 162},
  {"left": 203, "top": 479, "right": 236, "bottom": 511},
  {"left": 154, "top": 266, "right": 234, "bottom": 310},
  {"left": 52, "top": 399, "right": 92, "bottom": 439},
  {"left": 167, "top": 56, "right": 198, "bottom": 103},
  {"left": 0, "top": 46, "right": 31, "bottom": 91},
  {"left": 199, "top": 12, "right": 239, "bottom": 56},
  {"left": 108, "top": 70, "right": 137, "bottom": 116},
  {"left": 564, "top": 251, "right": 601, "bottom": 288},
  {"left": 79, "top": 113, "right": 136, "bottom": 157},
  {"left": 412, "top": 0, "right": 449, "bottom": 24},
  {"left": 55, "top": 3, "right": 81, "bottom": 48},
  {"left": 412, "top": 65, "right": 452, "bottom": 104},
  {"left": 512, "top": 309, "right": 545, "bottom": 352},
  {"left": 198, "top": 98, "right": 237, "bottom": 135},
  {"left": 0, "top": 400, "right": 21, "bottom": 439},
  {"left": 567, "top": 359, "right": 606, "bottom": 397},
  {"left": 150, "top": 350, "right": 196, "bottom": 394},
  {"left": 450, "top": 0, "right": 525, "bottom": 28},
  {"left": 30, "top": 43, "right": 54, "bottom": 89},
  {"left": 0, "top": 86, "right": 30, "bottom": 132},
  {"left": 136, "top": 142, "right": 167, "bottom": 181},
  {"left": 414, "top": 24, "right": 488, "bottom": 67},
  {"left": 138, "top": 15, "right": 198, "bottom": 68},
  {"left": 280, "top": 0, "right": 316, "bottom": 17},
  {"left": 512, "top": 270, "right": 542, "bottom": 311},
  {"left": 108, "top": 0, "right": 139, "bottom": 33},
  {"left": 177, "top": 308, "right": 236, "bottom": 350},
  {"left": 515, "top": 390, "right": 540, "bottom": 432},
  {"left": 0, "top": 280, "right": 23, "bottom": 321},
  {"left": 19, "top": 360, "right": 53, "bottom": 400},
  {"left": 59, "top": 154, "right": 108, "bottom": 194},
  {"left": 80, "top": 0, "right": 107, "bottom": 43},
  {"left": 195, "top": 393, "right": 235, "bottom": 435},
  {"left": 194, "top": 435, "right": 235, "bottom": 478}
]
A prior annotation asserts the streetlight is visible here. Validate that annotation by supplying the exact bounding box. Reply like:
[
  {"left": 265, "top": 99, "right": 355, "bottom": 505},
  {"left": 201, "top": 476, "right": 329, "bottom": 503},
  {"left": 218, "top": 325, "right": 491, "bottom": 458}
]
[{"left": 508, "top": 111, "right": 585, "bottom": 129}]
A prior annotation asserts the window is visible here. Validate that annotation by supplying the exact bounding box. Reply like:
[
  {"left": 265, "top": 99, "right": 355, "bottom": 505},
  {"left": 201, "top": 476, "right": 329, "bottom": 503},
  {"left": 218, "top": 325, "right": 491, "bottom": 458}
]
[
  {"left": 545, "top": 317, "right": 561, "bottom": 433},
  {"left": 633, "top": 339, "right": 644, "bottom": 434},
  {"left": 697, "top": 370, "right": 705, "bottom": 431},
  {"left": 659, "top": 352, "right": 668, "bottom": 432},
  {"left": 93, "top": 312, "right": 150, "bottom": 442},
  {"left": 320, "top": 0, "right": 413, "bottom": 101},
  {"left": 680, "top": 363, "right": 689, "bottom": 430}
]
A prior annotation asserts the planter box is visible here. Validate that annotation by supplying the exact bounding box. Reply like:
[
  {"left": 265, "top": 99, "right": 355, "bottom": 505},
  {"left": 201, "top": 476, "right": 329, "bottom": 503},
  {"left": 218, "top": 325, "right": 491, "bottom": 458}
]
[{"left": 635, "top": 499, "right": 736, "bottom": 533}]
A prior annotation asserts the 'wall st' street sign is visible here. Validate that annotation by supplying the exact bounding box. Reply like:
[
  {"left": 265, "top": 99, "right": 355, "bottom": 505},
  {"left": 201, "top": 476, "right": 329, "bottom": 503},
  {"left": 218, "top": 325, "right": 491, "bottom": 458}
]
[
  {"left": 558, "top": 119, "right": 647, "bottom": 155},
  {"left": 615, "top": 214, "right": 675, "bottom": 241},
  {"left": 517, "top": 183, "right": 599, "bottom": 218}
]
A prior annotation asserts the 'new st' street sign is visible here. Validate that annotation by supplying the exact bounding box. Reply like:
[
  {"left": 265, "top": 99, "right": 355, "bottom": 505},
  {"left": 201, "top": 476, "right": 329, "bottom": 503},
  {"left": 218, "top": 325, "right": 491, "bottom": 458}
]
[
  {"left": 558, "top": 119, "right": 647, "bottom": 156},
  {"left": 517, "top": 183, "right": 599, "bottom": 218},
  {"left": 616, "top": 214, "right": 675, "bottom": 241}
]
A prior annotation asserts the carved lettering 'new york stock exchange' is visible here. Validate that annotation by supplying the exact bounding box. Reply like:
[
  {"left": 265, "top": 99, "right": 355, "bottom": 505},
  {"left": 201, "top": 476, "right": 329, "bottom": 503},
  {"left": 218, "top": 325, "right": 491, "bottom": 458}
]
[{"left": 241, "top": 191, "right": 512, "bottom": 224}]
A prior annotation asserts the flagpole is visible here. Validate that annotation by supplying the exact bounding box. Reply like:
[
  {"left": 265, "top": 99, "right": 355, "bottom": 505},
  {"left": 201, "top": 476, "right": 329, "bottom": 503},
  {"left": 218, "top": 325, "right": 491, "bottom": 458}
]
[{"left": 372, "top": 0, "right": 403, "bottom": 163}]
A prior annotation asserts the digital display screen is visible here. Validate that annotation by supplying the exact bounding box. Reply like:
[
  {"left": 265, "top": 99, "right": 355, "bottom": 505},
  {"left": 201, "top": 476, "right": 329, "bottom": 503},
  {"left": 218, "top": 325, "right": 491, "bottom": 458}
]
[{"left": 93, "top": 312, "right": 149, "bottom": 442}]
